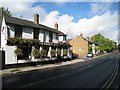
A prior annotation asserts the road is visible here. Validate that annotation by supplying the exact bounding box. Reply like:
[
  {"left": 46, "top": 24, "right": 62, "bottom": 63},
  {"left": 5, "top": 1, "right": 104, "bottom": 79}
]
[{"left": 2, "top": 52, "right": 119, "bottom": 88}]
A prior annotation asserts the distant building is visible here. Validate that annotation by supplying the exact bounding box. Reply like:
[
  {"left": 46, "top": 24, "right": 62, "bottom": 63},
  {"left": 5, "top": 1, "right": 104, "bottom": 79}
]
[{"left": 68, "top": 33, "right": 99, "bottom": 57}]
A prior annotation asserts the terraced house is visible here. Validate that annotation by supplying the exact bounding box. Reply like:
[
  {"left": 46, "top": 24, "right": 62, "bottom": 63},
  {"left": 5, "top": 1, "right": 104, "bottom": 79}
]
[{"left": 0, "top": 14, "right": 72, "bottom": 68}]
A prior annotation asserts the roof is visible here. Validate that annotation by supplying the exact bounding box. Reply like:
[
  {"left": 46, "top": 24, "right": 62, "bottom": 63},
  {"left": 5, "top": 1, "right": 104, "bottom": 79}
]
[
  {"left": 68, "top": 36, "right": 99, "bottom": 46},
  {"left": 0, "top": 16, "right": 64, "bottom": 34},
  {"left": 67, "top": 39, "right": 72, "bottom": 42},
  {"left": 59, "top": 32, "right": 67, "bottom": 36}
]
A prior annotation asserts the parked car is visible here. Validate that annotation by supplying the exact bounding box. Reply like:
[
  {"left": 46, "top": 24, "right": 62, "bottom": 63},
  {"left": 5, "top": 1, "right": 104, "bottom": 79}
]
[{"left": 87, "top": 53, "right": 93, "bottom": 58}]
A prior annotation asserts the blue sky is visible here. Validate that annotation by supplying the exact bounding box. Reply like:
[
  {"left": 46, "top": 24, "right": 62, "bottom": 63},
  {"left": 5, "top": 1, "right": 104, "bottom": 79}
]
[{"left": 32, "top": 2, "right": 118, "bottom": 22}]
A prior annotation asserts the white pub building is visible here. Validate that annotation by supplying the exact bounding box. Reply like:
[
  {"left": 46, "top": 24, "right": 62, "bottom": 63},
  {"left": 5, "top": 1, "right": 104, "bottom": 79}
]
[{"left": 0, "top": 14, "right": 72, "bottom": 68}]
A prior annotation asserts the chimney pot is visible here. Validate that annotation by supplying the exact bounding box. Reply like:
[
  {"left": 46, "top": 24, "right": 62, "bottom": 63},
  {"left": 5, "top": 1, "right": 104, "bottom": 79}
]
[{"left": 34, "top": 14, "right": 39, "bottom": 24}]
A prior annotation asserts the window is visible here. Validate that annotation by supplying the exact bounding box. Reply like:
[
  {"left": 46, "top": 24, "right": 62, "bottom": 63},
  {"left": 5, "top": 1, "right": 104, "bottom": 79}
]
[
  {"left": 49, "top": 32, "right": 53, "bottom": 42},
  {"left": 7, "top": 27, "right": 10, "bottom": 37},
  {"left": 56, "top": 33, "right": 58, "bottom": 40},
  {"left": 15, "top": 25, "right": 22, "bottom": 37},
  {"left": 34, "top": 29, "right": 39, "bottom": 39},
  {"left": 63, "top": 36, "right": 66, "bottom": 41},
  {"left": 43, "top": 32, "right": 46, "bottom": 42}
]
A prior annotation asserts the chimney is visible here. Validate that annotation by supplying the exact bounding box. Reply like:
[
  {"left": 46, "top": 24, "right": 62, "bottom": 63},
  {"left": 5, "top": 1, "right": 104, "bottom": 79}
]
[
  {"left": 87, "top": 36, "right": 90, "bottom": 41},
  {"left": 34, "top": 14, "right": 39, "bottom": 24},
  {"left": 54, "top": 22, "right": 58, "bottom": 30},
  {"left": 89, "top": 37, "right": 92, "bottom": 41},
  {"left": 80, "top": 33, "right": 83, "bottom": 38}
]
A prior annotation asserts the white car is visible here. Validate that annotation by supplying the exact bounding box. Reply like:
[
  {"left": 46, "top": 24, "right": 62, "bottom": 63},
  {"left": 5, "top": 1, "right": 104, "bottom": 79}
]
[{"left": 87, "top": 53, "right": 93, "bottom": 58}]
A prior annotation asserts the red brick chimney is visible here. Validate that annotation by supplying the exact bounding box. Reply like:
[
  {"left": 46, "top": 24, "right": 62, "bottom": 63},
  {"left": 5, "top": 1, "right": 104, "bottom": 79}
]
[
  {"left": 87, "top": 36, "right": 90, "bottom": 41},
  {"left": 80, "top": 33, "right": 83, "bottom": 37},
  {"left": 89, "top": 37, "right": 92, "bottom": 41},
  {"left": 34, "top": 14, "right": 39, "bottom": 24}
]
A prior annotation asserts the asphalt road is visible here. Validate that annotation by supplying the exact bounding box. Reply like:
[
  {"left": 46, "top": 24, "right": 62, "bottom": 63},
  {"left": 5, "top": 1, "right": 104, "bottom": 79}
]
[{"left": 2, "top": 52, "right": 118, "bottom": 89}]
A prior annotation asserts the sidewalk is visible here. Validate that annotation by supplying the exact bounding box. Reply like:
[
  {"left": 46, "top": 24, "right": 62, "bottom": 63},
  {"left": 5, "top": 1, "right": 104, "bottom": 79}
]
[{"left": 0, "top": 59, "right": 86, "bottom": 76}]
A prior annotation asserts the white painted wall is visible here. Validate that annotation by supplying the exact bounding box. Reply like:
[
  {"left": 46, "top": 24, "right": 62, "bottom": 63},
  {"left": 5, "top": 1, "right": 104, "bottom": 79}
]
[
  {"left": 59, "top": 36, "right": 66, "bottom": 42},
  {"left": 22, "top": 27, "right": 33, "bottom": 39},
  {"left": 59, "top": 36, "right": 63, "bottom": 42},
  {"left": 53, "top": 33, "right": 58, "bottom": 43},
  {"left": 1, "top": 17, "right": 7, "bottom": 51},
  {"left": 39, "top": 30, "right": 44, "bottom": 42},
  {"left": 5, "top": 45, "right": 17, "bottom": 64}
]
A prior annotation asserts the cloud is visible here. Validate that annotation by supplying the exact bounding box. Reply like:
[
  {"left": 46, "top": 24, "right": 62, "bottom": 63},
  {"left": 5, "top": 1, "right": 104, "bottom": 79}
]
[
  {"left": 90, "top": 2, "right": 112, "bottom": 16},
  {"left": 41, "top": 10, "right": 118, "bottom": 43},
  {"left": 0, "top": 1, "right": 46, "bottom": 22}
]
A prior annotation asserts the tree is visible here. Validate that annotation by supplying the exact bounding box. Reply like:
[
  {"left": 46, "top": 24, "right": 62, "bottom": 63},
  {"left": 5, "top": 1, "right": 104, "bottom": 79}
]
[
  {"left": 88, "top": 46, "right": 92, "bottom": 53},
  {"left": 0, "top": 7, "right": 12, "bottom": 17},
  {"left": 91, "top": 33, "right": 117, "bottom": 52}
]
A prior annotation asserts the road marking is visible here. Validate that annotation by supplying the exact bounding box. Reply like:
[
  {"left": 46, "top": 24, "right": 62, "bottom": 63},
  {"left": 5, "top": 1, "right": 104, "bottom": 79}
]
[{"left": 100, "top": 60, "right": 119, "bottom": 89}]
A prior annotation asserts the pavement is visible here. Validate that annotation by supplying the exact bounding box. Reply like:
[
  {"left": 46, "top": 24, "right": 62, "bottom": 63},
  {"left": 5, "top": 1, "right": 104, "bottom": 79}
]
[{"left": 0, "top": 59, "right": 86, "bottom": 76}]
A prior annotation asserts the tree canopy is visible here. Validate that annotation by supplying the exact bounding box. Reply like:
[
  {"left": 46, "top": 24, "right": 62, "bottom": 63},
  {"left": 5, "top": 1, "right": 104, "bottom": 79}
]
[
  {"left": 91, "top": 33, "right": 117, "bottom": 52},
  {"left": 0, "top": 7, "right": 12, "bottom": 17}
]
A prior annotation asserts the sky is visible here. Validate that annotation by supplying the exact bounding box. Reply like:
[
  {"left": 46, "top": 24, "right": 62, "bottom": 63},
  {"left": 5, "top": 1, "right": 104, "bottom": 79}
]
[{"left": 0, "top": 0, "right": 119, "bottom": 43}]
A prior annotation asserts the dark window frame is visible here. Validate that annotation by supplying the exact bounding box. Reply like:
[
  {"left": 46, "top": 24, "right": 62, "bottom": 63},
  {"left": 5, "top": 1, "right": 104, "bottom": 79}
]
[
  {"left": 63, "top": 36, "right": 66, "bottom": 41},
  {"left": 33, "top": 28, "right": 39, "bottom": 39},
  {"left": 49, "top": 31, "right": 53, "bottom": 42},
  {"left": 15, "top": 25, "right": 22, "bottom": 38},
  {"left": 43, "top": 31, "right": 46, "bottom": 42},
  {"left": 56, "top": 33, "right": 58, "bottom": 40}
]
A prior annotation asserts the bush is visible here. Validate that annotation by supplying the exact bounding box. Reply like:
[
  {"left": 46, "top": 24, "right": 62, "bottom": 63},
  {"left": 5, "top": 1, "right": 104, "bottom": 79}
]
[
  {"left": 32, "top": 48, "right": 40, "bottom": 58},
  {"left": 7, "top": 37, "right": 17, "bottom": 45},
  {"left": 51, "top": 49, "right": 56, "bottom": 57},
  {"left": 63, "top": 49, "right": 67, "bottom": 56},
  {"left": 72, "top": 53, "right": 78, "bottom": 59},
  {"left": 57, "top": 49, "right": 61, "bottom": 56},
  {"left": 7, "top": 37, "right": 41, "bottom": 46},
  {"left": 58, "top": 42, "right": 70, "bottom": 46},
  {"left": 14, "top": 48, "right": 23, "bottom": 57},
  {"left": 69, "top": 50, "right": 73, "bottom": 54},
  {"left": 17, "top": 38, "right": 24, "bottom": 45},
  {"left": 33, "top": 39, "right": 41, "bottom": 46},
  {"left": 40, "top": 49, "right": 47, "bottom": 57},
  {"left": 27, "top": 39, "right": 33, "bottom": 45},
  {"left": 88, "top": 46, "right": 92, "bottom": 53}
]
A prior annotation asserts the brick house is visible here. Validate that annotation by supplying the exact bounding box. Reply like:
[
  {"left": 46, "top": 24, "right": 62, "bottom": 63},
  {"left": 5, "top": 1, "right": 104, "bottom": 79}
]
[{"left": 68, "top": 33, "right": 99, "bottom": 57}]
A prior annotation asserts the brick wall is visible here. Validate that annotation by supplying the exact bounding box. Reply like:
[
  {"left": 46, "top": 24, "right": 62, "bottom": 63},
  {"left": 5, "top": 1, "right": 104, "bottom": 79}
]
[{"left": 69, "top": 36, "right": 88, "bottom": 57}]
